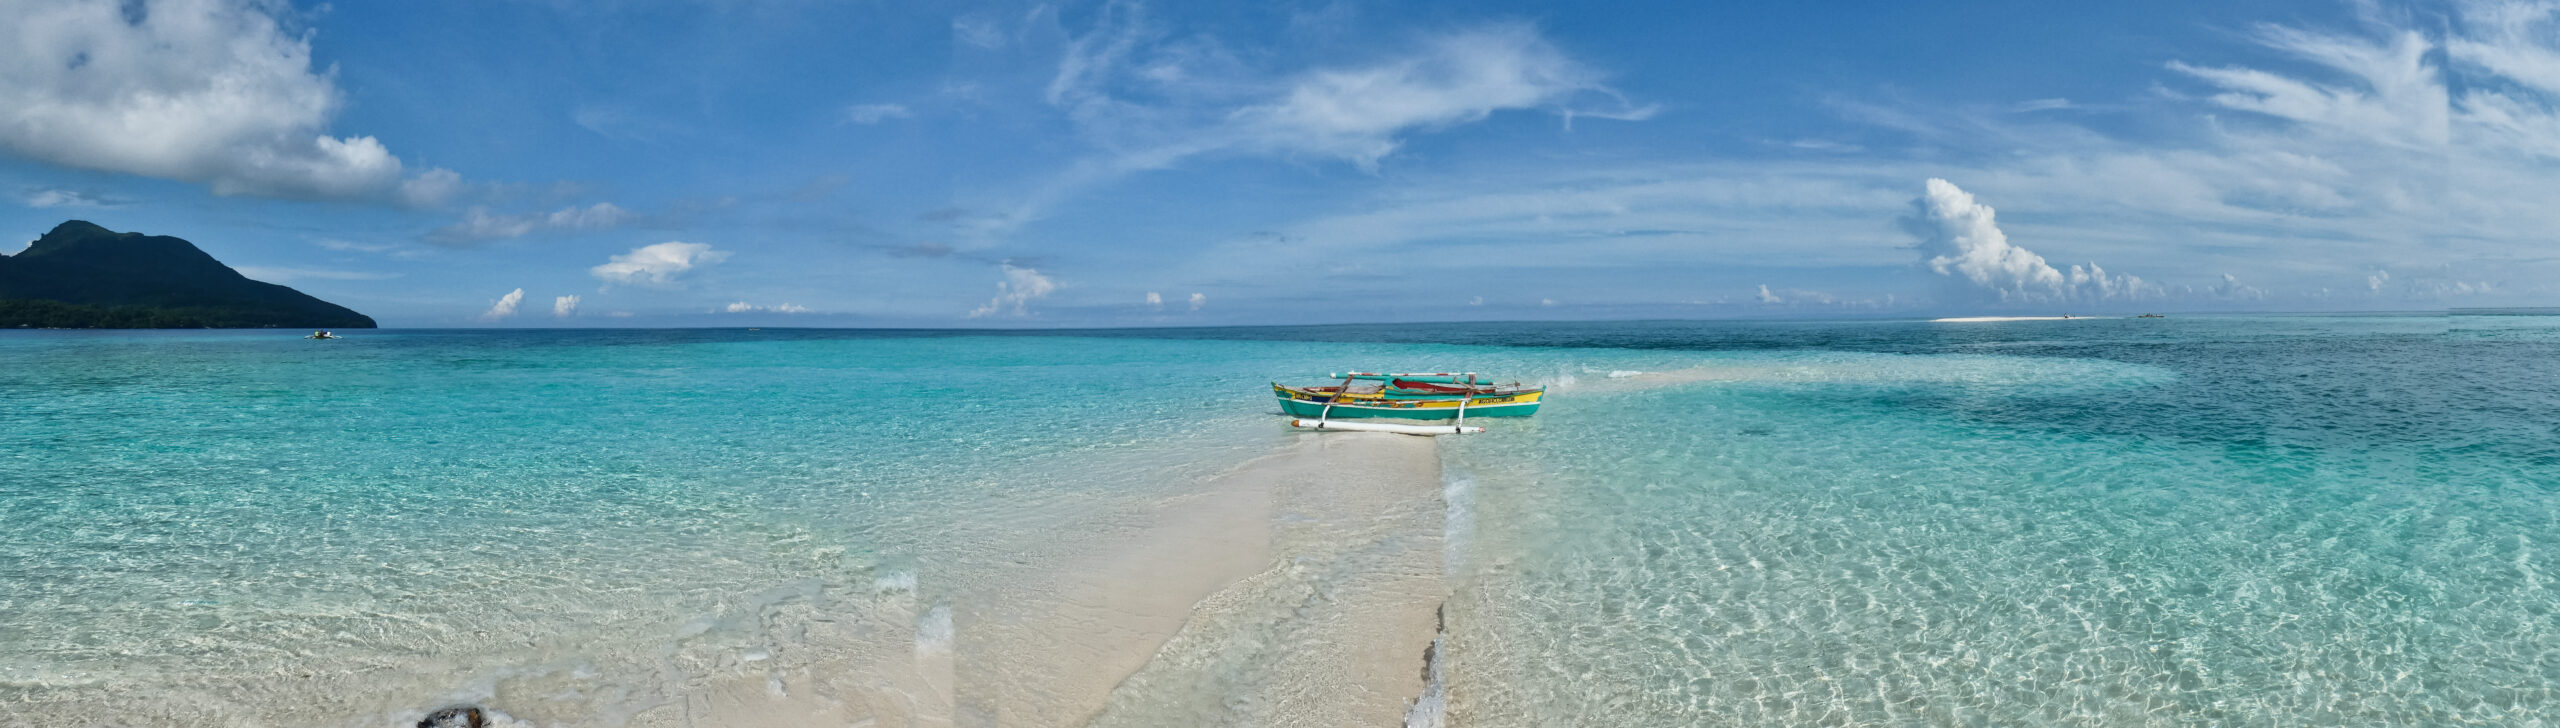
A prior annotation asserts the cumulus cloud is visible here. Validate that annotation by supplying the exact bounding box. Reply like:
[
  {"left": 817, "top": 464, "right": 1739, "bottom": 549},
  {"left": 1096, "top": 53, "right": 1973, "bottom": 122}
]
[
  {"left": 1757, "top": 284, "right": 1782, "bottom": 303},
  {"left": 428, "top": 203, "right": 632, "bottom": 245},
  {"left": 1146, "top": 291, "right": 1163, "bottom": 310},
  {"left": 590, "top": 241, "right": 730, "bottom": 286},
  {"left": 1907, "top": 178, "right": 2153, "bottom": 304},
  {"left": 553, "top": 295, "right": 579, "bottom": 318},
  {"left": 482, "top": 288, "right": 524, "bottom": 321},
  {"left": 967, "top": 263, "right": 1057, "bottom": 318},
  {"left": 0, "top": 0, "right": 450, "bottom": 200},
  {"left": 1187, "top": 292, "right": 1205, "bottom": 311},
  {"left": 843, "top": 103, "right": 912, "bottom": 124}
]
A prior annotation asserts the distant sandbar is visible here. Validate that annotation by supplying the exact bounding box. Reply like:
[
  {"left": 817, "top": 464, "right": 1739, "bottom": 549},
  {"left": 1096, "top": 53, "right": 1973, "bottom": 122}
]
[{"left": 1931, "top": 316, "right": 2092, "bottom": 322}]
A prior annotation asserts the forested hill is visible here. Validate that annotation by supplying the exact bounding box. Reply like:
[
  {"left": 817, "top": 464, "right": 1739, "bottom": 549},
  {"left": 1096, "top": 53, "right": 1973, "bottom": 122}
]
[{"left": 1, "top": 221, "right": 375, "bottom": 329}]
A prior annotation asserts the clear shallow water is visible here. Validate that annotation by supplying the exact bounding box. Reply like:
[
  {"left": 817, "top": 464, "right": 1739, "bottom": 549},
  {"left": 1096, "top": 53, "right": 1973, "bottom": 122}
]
[
  {"left": 1416, "top": 316, "right": 2560, "bottom": 725},
  {"left": 4, "top": 316, "right": 2556, "bottom": 726},
  {"left": 0, "top": 329, "right": 1605, "bottom": 724}
]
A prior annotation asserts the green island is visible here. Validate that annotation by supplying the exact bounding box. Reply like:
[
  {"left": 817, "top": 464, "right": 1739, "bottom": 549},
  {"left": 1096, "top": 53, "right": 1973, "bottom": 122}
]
[{"left": 0, "top": 220, "right": 374, "bottom": 329}]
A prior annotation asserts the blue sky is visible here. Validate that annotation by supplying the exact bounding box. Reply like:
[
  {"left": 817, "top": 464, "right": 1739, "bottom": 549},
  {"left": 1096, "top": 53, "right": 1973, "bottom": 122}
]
[{"left": 2, "top": 0, "right": 2552, "bottom": 326}]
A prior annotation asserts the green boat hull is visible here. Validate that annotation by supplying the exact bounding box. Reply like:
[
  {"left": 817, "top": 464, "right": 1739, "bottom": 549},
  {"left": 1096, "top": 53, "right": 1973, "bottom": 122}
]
[{"left": 1274, "top": 392, "right": 1542, "bottom": 420}]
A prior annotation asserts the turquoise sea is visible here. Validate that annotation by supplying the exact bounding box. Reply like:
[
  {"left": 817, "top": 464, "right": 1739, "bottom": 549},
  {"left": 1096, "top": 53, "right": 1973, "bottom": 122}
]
[{"left": 4, "top": 315, "right": 2556, "bottom": 725}]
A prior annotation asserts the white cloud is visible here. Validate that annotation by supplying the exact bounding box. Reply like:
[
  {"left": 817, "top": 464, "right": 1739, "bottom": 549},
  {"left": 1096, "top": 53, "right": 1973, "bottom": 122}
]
[
  {"left": 1908, "top": 178, "right": 2153, "bottom": 304},
  {"left": 843, "top": 103, "right": 912, "bottom": 124},
  {"left": 570, "top": 105, "right": 687, "bottom": 143},
  {"left": 554, "top": 295, "right": 580, "bottom": 318},
  {"left": 232, "top": 265, "right": 399, "bottom": 283},
  {"left": 482, "top": 288, "right": 524, "bottom": 321},
  {"left": 316, "top": 239, "right": 395, "bottom": 253},
  {"left": 1121, "top": 3, "right": 2560, "bottom": 310},
  {"left": 725, "top": 301, "right": 811, "bottom": 314},
  {"left": 1755, "top": 284, "right": 1850, "bottom": 306},
  {"left": 1146, "top": 291, "right": 1163, "bottom": 310},
  {"left": 1187, "top": 292, "right": 1205, "bottom": 311},
  {"left": 967, "top": 263, "right": 1057, "bottom": 318},
  {"left": 22, "top": 188, "right": 118, "bottom": 207},
  {"left": 590, "top": 241, "right": 730, "bottom": 286},
  {"left": 2168, "top": 26, "right": 2449, "bottom": 150},
  {"left": 1786, "top": 138, "right": 1863, "bottom": 152},
  {"left": 999, "top": 18, "right": 1654, "bottom": 238},
  {"left": 396, "top": 168, "right": 463, "bottom": 208},
  {"left": 2208, "top": 273, "right": 2267, "bottom": 300},
  {"left": 429, "top": 203, "right": 632, "bottom": 245},
  {"left": 546, "top": 203, "right": 630, "bottom": 228},
  {"left": 953, "top": 14, "right": 1007, "bottom": 50},
  {"left": 0, "top": 0, "right": 449, "bottom": 200},
  {"left": 1468, "top": 296, "right": 1484, "bottom": 305},
  {"left": 1221, "top": 24, "right": 1653, "bottom": 169}
]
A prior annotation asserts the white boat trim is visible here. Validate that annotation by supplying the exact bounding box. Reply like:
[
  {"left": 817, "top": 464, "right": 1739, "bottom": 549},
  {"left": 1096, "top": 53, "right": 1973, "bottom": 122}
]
[
  {"left": 1281, "top": 398, "right": 1540, "bottom": 413},
  {"left": 1288, "top": 419, "right": 1485, "bottom": 435}
]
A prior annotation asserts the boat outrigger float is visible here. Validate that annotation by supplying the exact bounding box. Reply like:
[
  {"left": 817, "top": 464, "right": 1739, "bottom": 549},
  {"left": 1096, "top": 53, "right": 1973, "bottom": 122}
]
[{"left": 1275, "top": 372, "right": 1543, "bottom": 435}]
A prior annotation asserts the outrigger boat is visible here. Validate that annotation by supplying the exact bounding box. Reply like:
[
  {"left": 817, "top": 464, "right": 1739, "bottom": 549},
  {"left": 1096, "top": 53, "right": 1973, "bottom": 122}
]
[{"left": 1275, "top": 372, "right": 1542, "bottom": 435}]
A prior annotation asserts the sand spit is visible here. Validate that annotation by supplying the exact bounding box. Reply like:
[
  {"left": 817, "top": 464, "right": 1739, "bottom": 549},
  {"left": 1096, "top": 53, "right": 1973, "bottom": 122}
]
[
  {"left": 1084, "top": 431, "right": 1447, "bottom": 727},
  {"left": 600, "top": 431, "right": 1448, "bottom": 728},
  {"left": 1930, "top": 315, "right": 2091, "bottom": 322}
]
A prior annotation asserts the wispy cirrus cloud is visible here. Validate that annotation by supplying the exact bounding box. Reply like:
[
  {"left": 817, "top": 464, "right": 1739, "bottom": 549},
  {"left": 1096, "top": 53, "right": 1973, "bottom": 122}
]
[
  {"left": 233, "top": 266, "right": 400, "bottom": 283},
  {"left": 20, "top": 187, "right": 127, "bottom": 208},
  {"left": 988, "top": 7, "right": 1653, "bottom": 240},
  {"left": 1161, "top": 1, "right": 2560, "bottom": 312},
  {"left": 427, "top": 203, "right": 633, "bottom": 246},
  {"left": 842, "top": 103, "right": 912, "bottom": 124}
]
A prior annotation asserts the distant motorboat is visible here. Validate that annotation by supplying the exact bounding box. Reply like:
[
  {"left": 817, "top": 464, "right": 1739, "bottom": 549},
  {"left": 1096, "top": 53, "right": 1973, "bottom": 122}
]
[{"left": 305, "top": 331, "right": 341, "bottom": 339}]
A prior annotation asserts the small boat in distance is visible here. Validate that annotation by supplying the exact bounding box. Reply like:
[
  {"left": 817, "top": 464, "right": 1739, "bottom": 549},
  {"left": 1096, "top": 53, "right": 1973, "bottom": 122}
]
[
  {"left": 305, "top": 331, "right": 341, "bottom": 339},
  {"left": 1275, "top": 372, "right": 1542, "bottom": 435}
]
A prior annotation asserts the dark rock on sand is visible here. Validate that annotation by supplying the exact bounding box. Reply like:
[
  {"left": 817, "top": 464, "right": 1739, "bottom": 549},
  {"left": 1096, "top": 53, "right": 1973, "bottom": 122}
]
[{"left": 417, "top": 706, "right": 486, "bottom": 728}]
